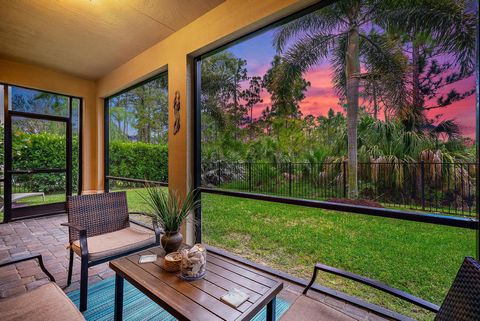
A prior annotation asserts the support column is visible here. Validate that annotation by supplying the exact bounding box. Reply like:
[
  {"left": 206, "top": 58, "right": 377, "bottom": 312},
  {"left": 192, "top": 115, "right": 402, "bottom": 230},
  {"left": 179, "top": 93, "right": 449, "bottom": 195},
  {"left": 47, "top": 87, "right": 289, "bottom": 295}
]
[{"left": 168, "top": 56, "right": 194, "bottom": 244}]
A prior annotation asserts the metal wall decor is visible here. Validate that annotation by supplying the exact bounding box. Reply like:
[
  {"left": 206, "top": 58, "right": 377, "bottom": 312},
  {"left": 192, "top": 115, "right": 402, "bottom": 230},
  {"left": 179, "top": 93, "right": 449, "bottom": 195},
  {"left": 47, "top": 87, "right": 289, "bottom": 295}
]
[{"left": 174, "top": 91, "right": 180, "bottom": 135}]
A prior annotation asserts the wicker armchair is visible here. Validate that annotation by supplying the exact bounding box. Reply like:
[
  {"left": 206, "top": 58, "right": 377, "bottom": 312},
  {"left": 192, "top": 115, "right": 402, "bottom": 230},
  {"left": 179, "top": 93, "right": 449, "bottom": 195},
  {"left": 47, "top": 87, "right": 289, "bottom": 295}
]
[
  {"left": 62, "top": 191, "right": 161, "bottom": 312},
  {"left": 301, "top": 256, "right": 479, "bottom": 321}
]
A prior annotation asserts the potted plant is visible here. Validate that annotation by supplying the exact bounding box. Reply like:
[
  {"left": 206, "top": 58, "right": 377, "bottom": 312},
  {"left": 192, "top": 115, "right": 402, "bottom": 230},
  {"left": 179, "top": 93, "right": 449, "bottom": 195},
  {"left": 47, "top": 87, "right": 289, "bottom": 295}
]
[{"left": 141, "top": 187, "right": 199, "bottom": 253}]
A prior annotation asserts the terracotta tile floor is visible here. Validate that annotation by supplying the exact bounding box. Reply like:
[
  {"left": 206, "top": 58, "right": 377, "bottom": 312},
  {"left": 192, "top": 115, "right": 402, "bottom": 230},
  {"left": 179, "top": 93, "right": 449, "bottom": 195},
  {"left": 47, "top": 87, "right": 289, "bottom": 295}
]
[{"left": 0, "top": 214, "right": 390, "bottom": 320}]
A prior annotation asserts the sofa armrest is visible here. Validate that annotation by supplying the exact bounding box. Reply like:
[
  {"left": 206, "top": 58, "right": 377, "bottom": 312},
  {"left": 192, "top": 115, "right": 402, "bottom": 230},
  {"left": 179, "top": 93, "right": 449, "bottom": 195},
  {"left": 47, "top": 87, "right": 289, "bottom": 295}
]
[
  {"left": 0, "top": 254, "right": 55, "bottom": 282},
  {"left": 304, "top": 262, "right": 440, "bottom": 313}
]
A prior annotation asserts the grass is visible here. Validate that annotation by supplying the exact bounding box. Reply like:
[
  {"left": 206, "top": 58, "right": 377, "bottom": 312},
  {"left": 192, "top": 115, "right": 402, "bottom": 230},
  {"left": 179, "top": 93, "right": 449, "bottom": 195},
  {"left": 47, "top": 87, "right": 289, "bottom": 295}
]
[
  {"left": 200, "top": 193, "right": 475, "bottom": 320},
  {"left": 1, "top": 188, "right": 476, "bottom": 320},
  {"left": 125, "top": 188, "right": 475, "bottom": 320},
  {"left": 1, "top": 193, "right": 66, "bottom": 222}
]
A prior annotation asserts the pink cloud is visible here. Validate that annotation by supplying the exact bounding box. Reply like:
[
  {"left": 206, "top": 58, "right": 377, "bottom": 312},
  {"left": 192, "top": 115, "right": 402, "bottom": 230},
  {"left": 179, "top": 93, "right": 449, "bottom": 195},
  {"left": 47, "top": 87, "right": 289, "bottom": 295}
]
[
  {"left": 299, "top": 65, "right": 343, "bottom": 116},
  {"left": 425, "top": 75, "right": 476, "bottom": 139},
  {"left": 244, "top": 62, "right": 476, "bottom": 140}
]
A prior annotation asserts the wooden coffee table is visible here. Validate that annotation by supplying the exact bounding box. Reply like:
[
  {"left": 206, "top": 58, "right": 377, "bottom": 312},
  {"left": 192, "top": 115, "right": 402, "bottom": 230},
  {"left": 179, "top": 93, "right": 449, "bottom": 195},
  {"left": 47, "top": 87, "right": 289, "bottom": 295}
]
[{"left": 109, "top": 247, "right": 283, "bottom": 321}]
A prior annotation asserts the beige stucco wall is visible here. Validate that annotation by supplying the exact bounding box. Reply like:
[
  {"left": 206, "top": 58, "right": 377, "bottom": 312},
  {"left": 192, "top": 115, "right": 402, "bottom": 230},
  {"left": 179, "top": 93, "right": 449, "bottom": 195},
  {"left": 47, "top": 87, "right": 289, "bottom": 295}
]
[{"left": 0, "top": 58, "right": 99, "bottom": 193}]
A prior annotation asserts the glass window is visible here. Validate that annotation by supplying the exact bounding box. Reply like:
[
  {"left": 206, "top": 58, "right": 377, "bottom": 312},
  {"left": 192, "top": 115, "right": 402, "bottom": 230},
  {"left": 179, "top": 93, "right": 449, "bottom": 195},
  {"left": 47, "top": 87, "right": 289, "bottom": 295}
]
[
  {"left": 11, "top": 116, "right": 66, "bottom": 170},
  {"left": 1, "top": 85, "right": 82, "bottom": 222},
  {"left": 199, "top": 0, "right": 477, "bottom": 217},
  {"left": 9, "top": 86, "right": 69, "bottom": 117},
  {"left": 197, "top": 1, "right": 478, "bottom": 319},
  {"left": 107, "top": 72, "right": 168, "bottom": 191},
  {"left": 72, "top": 98, "right": 81, "bottom": 194}
]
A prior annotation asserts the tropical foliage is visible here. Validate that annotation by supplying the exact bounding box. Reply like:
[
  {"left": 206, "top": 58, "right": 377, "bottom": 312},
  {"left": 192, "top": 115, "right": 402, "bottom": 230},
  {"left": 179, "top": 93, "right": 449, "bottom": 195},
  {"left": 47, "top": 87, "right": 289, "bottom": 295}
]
[
  {"left": 199, "top": 0, "right": 477, "bottom": 199},
  {"left": 106, "top": 73, "right": 169, "bottom": 185},
  {"left": 108, "top": 73, "right": 168, "bottom": 144},
  {"left": 0, "top": 130, "right": 80, "bottom": 193}
]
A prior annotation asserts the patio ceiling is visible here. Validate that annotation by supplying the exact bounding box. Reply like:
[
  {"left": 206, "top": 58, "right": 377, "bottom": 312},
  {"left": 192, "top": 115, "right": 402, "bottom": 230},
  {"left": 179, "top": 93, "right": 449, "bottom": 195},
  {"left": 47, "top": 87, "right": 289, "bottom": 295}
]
[{"left": 0, "top": 0, "right": 224, "bottom": 79}]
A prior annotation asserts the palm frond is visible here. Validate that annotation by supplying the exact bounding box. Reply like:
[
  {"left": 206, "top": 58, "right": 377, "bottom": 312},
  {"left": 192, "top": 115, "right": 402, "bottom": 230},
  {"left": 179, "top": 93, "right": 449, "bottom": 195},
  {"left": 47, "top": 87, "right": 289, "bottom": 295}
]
[
  {"left": 273, "top": 5, "right": 346, "bottom": 52},
  {"left": 331, "top": 33, "right": 348, "bottom": 97},
  {"left": 360, "top": 32, "right": 408, "bottom": 108},
  {"left": 281, "top": 33, "right": 341, "bottom": 88},
  {"left": 431, "top": 119, "right": 461, "bottom": 139},
  {"left": 378, "top": 0, "right": 476, "bottom": 75}
]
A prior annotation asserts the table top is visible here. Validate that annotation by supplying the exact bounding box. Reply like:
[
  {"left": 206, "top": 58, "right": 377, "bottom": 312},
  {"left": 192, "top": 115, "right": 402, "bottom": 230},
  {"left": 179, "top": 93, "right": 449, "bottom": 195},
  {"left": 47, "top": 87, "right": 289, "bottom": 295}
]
[{"left": 109, "top": 247, "right": 283, "bottom": 321}]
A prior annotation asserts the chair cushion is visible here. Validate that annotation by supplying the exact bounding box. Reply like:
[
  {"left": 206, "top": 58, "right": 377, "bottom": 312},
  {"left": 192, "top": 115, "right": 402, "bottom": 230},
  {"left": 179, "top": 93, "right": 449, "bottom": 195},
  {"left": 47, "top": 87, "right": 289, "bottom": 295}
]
[
  {"left": 72, "top": 226, "right": 156, "bottom": 261},
  {"left": 280, "top": 295, "right": 356, "bottom": 321},
  {"left": 0, "top": 282, "right": 85, "bottom": 321}
]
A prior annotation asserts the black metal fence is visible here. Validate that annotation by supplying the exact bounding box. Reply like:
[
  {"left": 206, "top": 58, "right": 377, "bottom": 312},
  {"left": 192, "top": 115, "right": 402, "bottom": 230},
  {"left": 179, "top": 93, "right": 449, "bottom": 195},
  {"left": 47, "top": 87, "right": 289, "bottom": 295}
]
[{"left": 201, "top": 161, "right": 478, "bottom": 217}]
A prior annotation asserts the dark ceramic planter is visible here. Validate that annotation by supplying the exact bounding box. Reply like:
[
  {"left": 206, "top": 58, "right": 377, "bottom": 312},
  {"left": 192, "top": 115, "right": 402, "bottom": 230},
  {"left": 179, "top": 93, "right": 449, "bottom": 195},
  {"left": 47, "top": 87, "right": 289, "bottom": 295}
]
[{"left": 161, "top": 231, "right": 183, "bottom": 254}]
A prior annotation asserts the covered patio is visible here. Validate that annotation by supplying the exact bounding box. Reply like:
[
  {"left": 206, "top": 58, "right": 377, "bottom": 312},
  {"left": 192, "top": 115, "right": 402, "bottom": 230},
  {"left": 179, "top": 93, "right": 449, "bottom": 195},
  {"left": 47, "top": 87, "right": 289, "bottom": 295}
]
[
  {"left": 0, "top": 214, "right": 388, "bottom": 320},
  {"left": 0, "top": 0, "right": 479, "bottom": 320}
]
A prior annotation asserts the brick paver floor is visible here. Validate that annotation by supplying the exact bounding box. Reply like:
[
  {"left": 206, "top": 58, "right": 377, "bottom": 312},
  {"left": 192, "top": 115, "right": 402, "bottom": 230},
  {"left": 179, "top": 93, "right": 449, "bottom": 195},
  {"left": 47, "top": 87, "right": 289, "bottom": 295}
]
[
  {"left": 0, "top": 214, "right": 390, "bottom": 320},
  {"left": 0, "top": 214, "right": 113, "bottom": 298}
]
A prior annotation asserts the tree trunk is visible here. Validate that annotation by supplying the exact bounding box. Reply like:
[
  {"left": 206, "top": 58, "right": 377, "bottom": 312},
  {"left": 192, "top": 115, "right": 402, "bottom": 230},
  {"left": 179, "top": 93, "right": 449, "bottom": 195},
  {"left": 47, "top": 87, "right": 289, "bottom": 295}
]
[
  {"left": 123, "top": 112, "right": 127, "bottom": 137},
  {"left": 250, "top": 106, "right": 253, "bottom": 140},
  {"left": 345, "top": 19, "right": 360, "bottom": 198},
  {"left": 412, "top": 42, "right": 422, "bottom": 108}
]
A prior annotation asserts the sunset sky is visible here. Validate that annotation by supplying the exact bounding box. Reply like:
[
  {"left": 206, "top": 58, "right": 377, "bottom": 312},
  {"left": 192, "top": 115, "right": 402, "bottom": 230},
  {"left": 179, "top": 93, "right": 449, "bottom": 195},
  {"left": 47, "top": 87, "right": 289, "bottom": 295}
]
[{"left": 228, "top": 27, "right": 477, "bottom": 139}]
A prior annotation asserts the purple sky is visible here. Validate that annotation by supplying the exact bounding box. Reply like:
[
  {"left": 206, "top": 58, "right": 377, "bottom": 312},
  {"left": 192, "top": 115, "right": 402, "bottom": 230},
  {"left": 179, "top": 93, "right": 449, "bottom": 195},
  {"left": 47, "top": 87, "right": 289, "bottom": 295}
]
[{"left": 228, "top": 27, "right": 477, "bottom": 140}]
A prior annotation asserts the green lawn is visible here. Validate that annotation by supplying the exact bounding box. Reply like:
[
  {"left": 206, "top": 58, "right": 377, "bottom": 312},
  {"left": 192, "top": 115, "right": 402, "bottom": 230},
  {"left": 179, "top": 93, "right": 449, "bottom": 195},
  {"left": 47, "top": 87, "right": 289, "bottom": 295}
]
[
  {"left": 125, "top": 188, "right": 475, "bottom": 320},
  {"left": 0, "top": 193, "right": 65, "bottom": 222},
  {"left": 1, "top": 188, "right": 476, "bottom": 320},
  {"left": 200, "top": 194, "right": 475, "bottom": 320}
]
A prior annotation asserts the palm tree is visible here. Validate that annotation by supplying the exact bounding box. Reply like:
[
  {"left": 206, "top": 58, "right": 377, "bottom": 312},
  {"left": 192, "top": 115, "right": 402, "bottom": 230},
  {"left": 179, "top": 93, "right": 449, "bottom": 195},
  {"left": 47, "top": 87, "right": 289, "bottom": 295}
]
[
  {"left": 273, "top": 0, "right": 406, "bottom": 198},
  {"left": 201, "top": 52, "right": 250, "bottom": 142}
]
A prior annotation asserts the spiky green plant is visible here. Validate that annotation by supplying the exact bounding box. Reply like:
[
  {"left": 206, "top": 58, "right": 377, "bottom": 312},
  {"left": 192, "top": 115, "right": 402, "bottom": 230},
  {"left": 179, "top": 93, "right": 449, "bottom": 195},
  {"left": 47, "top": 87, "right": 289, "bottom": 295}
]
[{"left": 140, "top": 187, "right": 200, "bottom": 232}]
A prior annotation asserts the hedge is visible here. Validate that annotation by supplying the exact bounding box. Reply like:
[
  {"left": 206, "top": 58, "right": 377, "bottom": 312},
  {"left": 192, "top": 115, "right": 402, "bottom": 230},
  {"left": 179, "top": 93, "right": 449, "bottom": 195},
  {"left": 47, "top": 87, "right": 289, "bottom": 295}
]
[
  {"left": 2, "top": 133, "right": 168, "bottom": 193},
  {"left": 7, "top": 133, "right": 79, "bottom": 193},
  {"left": 109, "top": 140, "right": 168, "bottom": 182}
]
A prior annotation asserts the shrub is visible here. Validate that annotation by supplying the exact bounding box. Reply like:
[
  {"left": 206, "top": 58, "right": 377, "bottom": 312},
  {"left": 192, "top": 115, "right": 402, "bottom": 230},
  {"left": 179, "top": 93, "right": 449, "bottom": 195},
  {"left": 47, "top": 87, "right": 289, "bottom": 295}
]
[
  {"left": 2, "top": 133, "right": 168, "bottom": 194},
  {"left": 9, "top": 133, "right": 79, "bottom": 193},
  {"left": 109, "top": 140, "right": 168, "bottom": 182}
]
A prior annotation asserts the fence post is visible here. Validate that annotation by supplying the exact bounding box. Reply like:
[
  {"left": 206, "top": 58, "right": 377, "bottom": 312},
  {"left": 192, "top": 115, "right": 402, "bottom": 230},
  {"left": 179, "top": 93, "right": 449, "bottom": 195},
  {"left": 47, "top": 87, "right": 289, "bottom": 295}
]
[
  {"left": 343, "top": 161, "right": 347, "bottom": 198},
  {"left": 420, "top": 160, "right": 425, "bottom": 210},
  {"left": 248, "top": 162, "right": 252, "bottom": 192},
  {"left": 288, "top": 162, "right": 292, "bottom": 197}
]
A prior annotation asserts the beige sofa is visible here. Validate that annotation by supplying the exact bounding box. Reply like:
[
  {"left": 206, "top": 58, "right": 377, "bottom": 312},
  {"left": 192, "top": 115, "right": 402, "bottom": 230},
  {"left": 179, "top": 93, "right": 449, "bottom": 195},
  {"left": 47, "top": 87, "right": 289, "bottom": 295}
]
[{"left": 0, "top": 254, "right": 85, "bottom": 321}]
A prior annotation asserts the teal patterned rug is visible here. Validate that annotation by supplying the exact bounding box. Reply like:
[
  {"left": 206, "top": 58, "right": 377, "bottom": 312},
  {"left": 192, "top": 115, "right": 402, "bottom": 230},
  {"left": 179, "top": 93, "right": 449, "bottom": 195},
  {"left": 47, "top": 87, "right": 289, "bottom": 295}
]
[{"left": 67, "top": 277, "right": 290, "bottom": 321}]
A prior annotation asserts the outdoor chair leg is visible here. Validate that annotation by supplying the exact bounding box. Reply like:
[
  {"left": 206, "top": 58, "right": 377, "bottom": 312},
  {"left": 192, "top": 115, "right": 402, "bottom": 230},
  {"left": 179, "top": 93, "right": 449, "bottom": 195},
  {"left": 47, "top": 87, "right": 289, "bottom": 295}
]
[
  {"left": 79, "top": 257, "right": 89, "bottom": 312},
  {"left": 67, "top": 248, "right": 73, "bottom": 286}
]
